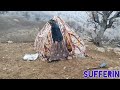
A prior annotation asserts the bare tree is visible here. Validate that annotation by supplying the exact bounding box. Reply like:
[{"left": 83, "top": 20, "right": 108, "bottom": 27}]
[
  {"left": 87, "top": 11, "right": 120, "bottom": 47},
  {"left": 22, "top": 12, "right": 30, "bottom": 20}
]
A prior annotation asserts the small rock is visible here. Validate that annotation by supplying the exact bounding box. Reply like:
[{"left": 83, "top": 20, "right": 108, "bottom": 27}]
[
  {"left": 72, "top": 77, "right": 75, "bottom": 79},
  {"left": 2, "top": 57, "right": 4, "bottom": 59},
  {"left": 106, "top": 47, "right": 113, "bottom": 52},
  {"left": 63, "top": 67, "right": 66, "bottom": 69},
  {"left": 96, "top": 47, "right": 105, "bottom": 52},
  {"left": 87, "top": 67, "right": 90, "bottom": 70},
  {"left": 7, "top": 41, "right": 13, "bottom": 44},
  {"left": 114, "top": 66, "right": 120, "bottom": 70},
  {"left": 85, "top": 45, "right": 89, "bottom": 47},
  {"left": 99, "top": 63, "right": 107, "bottom": 68},
  {"left": 108, "top": 67, "right": 113, "bottom": 70},
  {"left": 66, "top": 77, "right": 69, "bottom": 79},
  {"left": 3, "top": 67, "right": 7, "bottom": 70},
  {"left": 76, "top": 54, "right": 85, "bottom": 58},
  {"left": 117, "top": 52, "right": 120, "bottom": 55},
  {"left": 90, "top": 56, "right": 94, "bottom": 59},
  {"left": 13, "top": 19, "right": 19, "bottom": 22},
  {"left": 67, "top": 56, "right": 72, "bottom": 60},
  {"left": 113, "top": 48, "right": 120, "bottom": 55},
  {"left": 41, "top": 57, "right": 47, "bottom": 61}
]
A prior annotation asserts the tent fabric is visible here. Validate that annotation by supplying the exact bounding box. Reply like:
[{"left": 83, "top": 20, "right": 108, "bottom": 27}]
[{"left": 34, "top": 16, "right": 86, "bottom": 60}]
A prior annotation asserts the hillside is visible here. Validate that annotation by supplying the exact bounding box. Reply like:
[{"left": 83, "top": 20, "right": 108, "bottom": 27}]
[
  {"left": 0, "top": 11, "right": 120, "bottom": 43},
  {"left": 0, "top": 11, "right": 120, "bottom": 79},
  {"left": 0, "top": 41, "right": 120, "bottom": 79},
  {"left": 0, "top": 16, "right": 45, "bottom": 42}
]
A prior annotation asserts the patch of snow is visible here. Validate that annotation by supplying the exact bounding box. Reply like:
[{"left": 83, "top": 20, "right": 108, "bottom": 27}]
[
  {"left": 23, "top": 53, "right": 39, "bottom": 61},
  {"left": 96, "top": 47, "right": 105, "bottom": 52}
]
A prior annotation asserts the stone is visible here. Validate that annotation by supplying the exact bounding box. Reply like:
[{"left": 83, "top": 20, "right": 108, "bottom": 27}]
[
  {"left": 85, "top": 45, "right": 89, "bottom": 47},
  {"left": 106, "top": 47, "right": 113, "bottom": 52},
  {"left": 99, "top": 63, "right": 107, "bottom": 68},
  {"left": 3, "top": 67, "right": 7, "bottom": 70},
  {"left": 13, "top": 19, "right": 19, "bottom": 22},
  {"left": 114, "top": 66, "right": 120, "bottom": 70},
  {"left": 67, "top": 56, "right": 72, "bottom": 60},
  {"left": 113, "top": 47, "right": 120, "bottom": 55},
  {"left": 41, "top": 58, "right": 47, "bottom": 61},
  {"left": 63, "top": 67, "right": 66, "bottom": 69},
  {"left": 7, "top": 41, "right": 13, "bottom": 44},
  {"left": 96, "top": 47, "right": 105, "bottom": 52},
  {"left": 66, "top": 77, "right": 69, "bottom": 79},
  {"left": 108, "top": 67, "right": 113, "bottom": 70}
]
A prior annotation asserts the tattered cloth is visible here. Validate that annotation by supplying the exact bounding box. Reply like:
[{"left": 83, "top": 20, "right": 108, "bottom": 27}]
[{"left": 34, "top": 16, "right": 86, "bottom": 60}]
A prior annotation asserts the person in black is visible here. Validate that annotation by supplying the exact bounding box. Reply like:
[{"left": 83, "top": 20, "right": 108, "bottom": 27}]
[
  {"left": 49, "top": 19, "right": 63, "bottom": 43},
  {"left": 48, "top": 19, "right": 69, "bottom": 62}
]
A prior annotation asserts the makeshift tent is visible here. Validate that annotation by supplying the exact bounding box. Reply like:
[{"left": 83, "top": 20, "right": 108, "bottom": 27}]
[{"left": 34, "top": 16, "right": 86, "bottom": 60}]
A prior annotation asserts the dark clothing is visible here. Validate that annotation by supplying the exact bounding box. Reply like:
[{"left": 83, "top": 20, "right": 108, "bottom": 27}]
[
  {"left": 51, "top": 23, "right": 63, "bottom": 43},
  {"left": 49, "top": 21, "right": 69, "bottom": 61}
]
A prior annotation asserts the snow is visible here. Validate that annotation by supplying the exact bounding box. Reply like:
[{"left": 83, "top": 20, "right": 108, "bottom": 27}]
[{"left": 23, "top": 53, "right": 39, "bottom": 61}]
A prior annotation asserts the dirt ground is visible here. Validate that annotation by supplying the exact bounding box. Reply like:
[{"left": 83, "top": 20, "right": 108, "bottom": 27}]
[{"left": 0, "top": 42, "right": 120, "bottom": 79}]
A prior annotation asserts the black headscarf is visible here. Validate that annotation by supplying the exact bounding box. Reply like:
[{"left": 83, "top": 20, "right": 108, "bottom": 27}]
[{"left": 49, "top": 19, "right": 63, "bottom": 43}]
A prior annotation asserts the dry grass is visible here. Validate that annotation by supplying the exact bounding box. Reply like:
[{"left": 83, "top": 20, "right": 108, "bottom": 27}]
[
  {"left": 0, "top": 16, "right": 46, "bottom": 43},
  {"left": 0, "top": 42, "right": 120, "bottom": 79}
]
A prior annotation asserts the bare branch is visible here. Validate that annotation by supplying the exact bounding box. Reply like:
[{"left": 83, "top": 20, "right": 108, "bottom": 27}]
[
  {"left": 107, "top": 11, "right": 120, "bottom": 28},
  {"left": 112, "top": 11, "right": 120, "bottom": 19},
  {"left": 89, "top": 11, "right": 120, "bottom": 29},
  {"left": 108, "top": 11, "right": 113, "bottom": 16},
  {"left": 97, "top": 11, "right": 104, "bottom": 16},
  {"left": 91, "top": 11, "right": 100, "bottom": 24},
  {"left": 86, "top": 11, "right": 91, "bottom": 17},
  {"left": 107, "top": 19, "right": 114, "bottom": 28}
]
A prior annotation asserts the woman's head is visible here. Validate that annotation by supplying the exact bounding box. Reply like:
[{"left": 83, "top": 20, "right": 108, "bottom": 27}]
[{"left": 48, "top": 19, "right": 56, "bottom": 25}]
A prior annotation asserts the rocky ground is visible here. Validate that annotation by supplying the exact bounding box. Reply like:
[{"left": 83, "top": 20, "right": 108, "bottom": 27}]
[
  {"left": 0, "top": 15, "right": 120, "bottom": 79},
  {"left": 0, "top": 41, "right": 120, "bottom": 79}
]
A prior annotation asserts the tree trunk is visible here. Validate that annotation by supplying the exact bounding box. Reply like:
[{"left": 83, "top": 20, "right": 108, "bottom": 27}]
[{"left": 93, "top": 26, "right": 105, "bottom": 47}]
